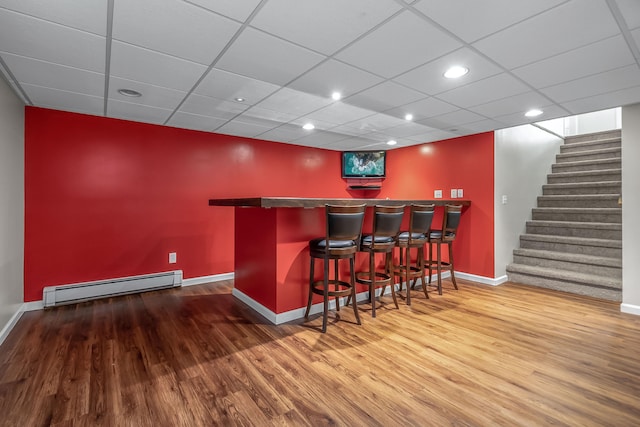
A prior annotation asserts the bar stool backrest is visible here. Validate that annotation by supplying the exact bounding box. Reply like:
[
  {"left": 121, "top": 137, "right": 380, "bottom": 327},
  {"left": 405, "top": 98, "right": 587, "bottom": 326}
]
[
  {"left": 408, "top": 204, "right": 435, "bottom": 243},
  {"left": 442, "top": 204, "right": 463, "bottom": 242},
  {"left": 325, "top": 204, "right": 366, "bottom": 243},
  {"left": 373, "top": 205, "right": 405, "bottom": 239}
]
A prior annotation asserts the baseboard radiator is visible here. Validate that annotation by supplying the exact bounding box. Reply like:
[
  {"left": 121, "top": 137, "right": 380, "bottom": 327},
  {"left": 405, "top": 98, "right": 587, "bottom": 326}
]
[{"left": 43, "top": 270, "right": 183, "bottom": 307}]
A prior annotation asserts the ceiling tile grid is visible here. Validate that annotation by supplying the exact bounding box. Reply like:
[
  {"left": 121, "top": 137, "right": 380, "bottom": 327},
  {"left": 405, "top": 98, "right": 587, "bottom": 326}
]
[{"left": 1, "top": 0, "right": 640, "bottom": 150}]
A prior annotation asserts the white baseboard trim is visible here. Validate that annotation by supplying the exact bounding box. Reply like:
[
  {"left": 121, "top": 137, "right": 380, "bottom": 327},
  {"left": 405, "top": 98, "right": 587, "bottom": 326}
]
[
  {"left": 454, "top": 272, "right": 508, "bottom": 286},
  {"left": 620, "top": 303, "right": 640, "bottom": 316},
  {"left": 182, "top": 272, "right": 234, "bottom": 287},
  {"left": 0, "top": 304, "right": 24, "bottom": 346},
  {"left": 23, "top": 300, "right": 44, "bottom": 311}
]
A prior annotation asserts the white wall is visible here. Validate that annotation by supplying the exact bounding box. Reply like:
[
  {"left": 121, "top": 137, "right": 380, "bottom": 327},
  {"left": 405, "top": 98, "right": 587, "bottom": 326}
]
[
  {"left": 621, "top": 104, "right": 640, "bottom": 314},
  {"left": 494, "top": 125, "right": 563, "bottom": 278},
  {"left": 0, "top": 77, "right": 25, "bottom": 342}
]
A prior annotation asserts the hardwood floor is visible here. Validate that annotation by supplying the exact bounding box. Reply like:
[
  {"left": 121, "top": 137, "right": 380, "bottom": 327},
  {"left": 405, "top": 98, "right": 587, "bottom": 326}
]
[{"left": 1, "top": 280, "right": 639, "bottom": 426}]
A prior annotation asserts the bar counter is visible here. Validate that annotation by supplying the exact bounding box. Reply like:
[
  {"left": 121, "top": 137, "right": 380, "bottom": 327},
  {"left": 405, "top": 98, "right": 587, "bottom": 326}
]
[
  {"left": 209, "top": 197, "right": 471, "bottom": 208},
  {"left": 209, "top": 197, "right": 470, "bottom": 324}
]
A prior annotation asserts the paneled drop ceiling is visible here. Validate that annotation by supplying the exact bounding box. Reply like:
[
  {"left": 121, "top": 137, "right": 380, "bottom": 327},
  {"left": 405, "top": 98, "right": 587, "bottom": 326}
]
[{"left": 1, "top": 0, "right": 640, "bottom": 150}]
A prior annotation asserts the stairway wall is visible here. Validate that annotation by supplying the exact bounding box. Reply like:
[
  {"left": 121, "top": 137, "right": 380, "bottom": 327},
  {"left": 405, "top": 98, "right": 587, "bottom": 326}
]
[
  {"left": 494, "top": 125, "right": 563, "bottom": 278},
  {"left": 621, "top": 104, "right": 640, "bottom": 313}
]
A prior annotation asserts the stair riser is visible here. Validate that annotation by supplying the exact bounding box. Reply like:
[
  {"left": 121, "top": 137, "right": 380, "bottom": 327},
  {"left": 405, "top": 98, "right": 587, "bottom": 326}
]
[
  {"left": 520, "top": 239, "right": 621, "bottom": 258},
  {"left": 543, "top": 185, "right": 621, "bottom": 195},
  {"left": 565, "top": 131, "right": 621, "bottom": 143},
  {"left": 560, "top": 141, "right": 620, "bottom": 153},
  {"left": 552, "top": 160, "right": 621, "bottom": 173},
  {"left": 537, "top": 198, "right": 620, "bottom": 208},
  {"left": 547, "top": 172, "right": 621, "bottom": 184},
  {"left": 526, "top": 224, "right": 622, "bottom": 240},
  {"left": 556, "top": 152, "right": 620, "bottom": 163},
  {"left": 532, "top": 211, "right": 621, "bottom": 223},
  {"left": 512, "top": 254, "right": 622, "bottom": 278},
  {"left": 506, "top": 271, "right": 621, "bottom": 301}
]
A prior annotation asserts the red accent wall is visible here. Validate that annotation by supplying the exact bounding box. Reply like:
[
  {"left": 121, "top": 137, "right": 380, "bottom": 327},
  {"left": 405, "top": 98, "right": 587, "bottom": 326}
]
[{"left": 24, "top": 107, "right": 494, "bottom": 302}]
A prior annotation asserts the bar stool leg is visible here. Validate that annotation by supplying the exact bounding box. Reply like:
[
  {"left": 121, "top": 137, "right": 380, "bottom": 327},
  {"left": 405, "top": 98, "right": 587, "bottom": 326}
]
[
  {"left": 404, "top": 247, "right": 411, "bottom": 306},
  {"left": 322, "top": 257, "right": 330, "bottom": 333},
  {"left": 386, "top": 252, "right": 399, "bottom": 309},
  {"left": 436, "top": 242, "right": 443, "bottom": 295},
  {"left": 305, "top": 258, "right": 314, "bottom": 320},
  {"left": 350, "top": 257, "right": 361, "bottom": 325},
  {"left": 370, "top": 252, "right": 376, "bottom": 318},
  {"left": 334, "top": 260, "right": 340, "bottom": 311},
  {"left": 418, "top": 246, "right": 428, "bottom": 299},
  {"left": 448, "top": 242, "right": 458, "bottom": 290}
]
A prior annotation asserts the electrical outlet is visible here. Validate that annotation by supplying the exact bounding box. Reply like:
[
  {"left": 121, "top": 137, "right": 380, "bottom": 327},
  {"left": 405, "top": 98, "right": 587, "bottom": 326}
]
[
  {"left": 450, "top": 189, "right": 457, "bottom": 198},
  {"left": 169, "top": 252, "right": 177, "bottom": 263},
  {"left": 457, "top": 189, "right": 463, "bottom": 198},
  {"left": 501, "top": 195, "right": 508, "bottom": 205},
  {"left": 434, "top": 190, "right": 442, "bottom": 198}
]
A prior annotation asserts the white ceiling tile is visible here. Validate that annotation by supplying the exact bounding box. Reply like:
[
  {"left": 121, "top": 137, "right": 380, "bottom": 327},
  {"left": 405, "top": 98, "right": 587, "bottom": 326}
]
[
  {"left": 258, "top": 123, "right": 311, "bottom": 143},
  {"left": 300, "top": 102, "right": 374, "bottom": 126},
  {"left": 561, "top": 85, "right": 640, "bottom": 115},
  {"left": 417, "top": 109, "right": 486, "bottom": 129},
  {"left": 179, "top": 93, "right": 249, "bottom": 119},
  {"left": 194, "top": 68, "right": 280, "bottom": 104},
  {"left": 328, "top": 124, "right": 375, "bottom": 137},
  {"left": 288, "top": 59, "right": 384, "bottom": 99},
  {"left": 109, "top": 76, "right": 187, "bottom": 110},
  {"left": 383, "top": 97, "right": 459, "bottom": 122},
  {"left": 253, "top": 87, "right": 333, "bottom": 117},
  {"left": 407, "top": 129, "right": 458, "bottom": 143},
  {"left": 185, "top": 0, "right": 262, "bottom": 22},
  {"left": 292, "top": 130, "right": 349, "bottom": 147},
  {"left": 495, "top": 104, "right": 569, "bottom": 126},
  {"left": 512, "top": 36, "right": 636, "bottom": 89},
  {"left": 344, "top": 81, "right": 426, "bottom": 112},
  {"left": 468, "top": 91, "right": 555, "bottom": 118},
  {"left": 166, "top": 111, "right": 228, "bottom": 132},
  {"left": 0, "top": 9, "right": 105, "bottom": 72},
  {"left": 344, "top": 113, "right": 409, "bottom": 133},
  {"left": 216, "top": 27, "right": 326, "bottom": 86},
  {"left": 631, "top": 28, "right": 640, "bottom": 48},
  {"left": 251, "top": 0, "right": 401, "bottom": 55},
  {"left": 335, "top": 10, "right": 462, "bottom": 78},
  {"left": 214, "top": 119, "right": 275, "bottom": 138},
  {"left": 414, "top": 0, "right": 565, "bottom": 43},
  {"left": 0, "top": 0, "right": 108, "bottom": 35},
  {"left": 107, "top": 99, "right": 173, "bottom": 124},
  {"left": 541, "top": 65, "right": 640, "bottom": 103},
  {"left": 112, "top": 0, "right": 240, "bottom": 65},
  {"left": 472, "top": 1, "right": 620, "bottom": 69},
  {"left": 323, "top": 136, "right": 381, "bottom": 150},
  {"left": 437, "top": 73, "right": 530, "bottom": 108},
  {"left": 393, "top": 48, "right": 503, "bottom": 96},
  {"left": 22, "top": 83, "right": 104, "bottom": 116},
  {"left": 110, "top": 41, "right": 207, "bottom": 92},
  {"left": 616, "top": 0, "right": 640, "bottom": 30},
  {"left": 382, "top": 122, "right": 438, "bottom": 138},
  {"left": 2, "top": 53, "right": 104, "bottom": 96},
  {"left": 240, "top": 106, "right": 298, "bottom": 125},
  {"left": 457, "top": 119, "right": 506, "bottom": 134}
]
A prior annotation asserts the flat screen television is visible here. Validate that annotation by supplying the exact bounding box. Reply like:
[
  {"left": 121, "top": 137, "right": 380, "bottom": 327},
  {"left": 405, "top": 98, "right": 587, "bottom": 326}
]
[{"left": 342, "top": 150, "right": 386, "bottom": 178}]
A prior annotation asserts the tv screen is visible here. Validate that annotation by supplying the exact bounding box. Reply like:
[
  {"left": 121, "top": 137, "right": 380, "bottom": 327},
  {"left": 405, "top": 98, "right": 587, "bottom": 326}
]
[{"left": 342, "top": 151, "right": 386, "bottom": 178}]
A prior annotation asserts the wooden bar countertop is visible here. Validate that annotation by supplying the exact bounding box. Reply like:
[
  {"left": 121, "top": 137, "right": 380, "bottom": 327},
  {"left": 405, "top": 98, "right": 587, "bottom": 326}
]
[{"left": 208, "top": 197, "right": 471, "bottom": 208}]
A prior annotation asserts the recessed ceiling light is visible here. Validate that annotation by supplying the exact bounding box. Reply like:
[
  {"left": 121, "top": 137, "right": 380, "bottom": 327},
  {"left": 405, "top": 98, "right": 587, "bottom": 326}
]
[
  {"left": 386, "top": 140, "right": 397, "bottom": 146},
  {"left": 525, "top": 109, "right": 543, "bottom": 117},
  {"left": 404, "top": 113, "right": 413, "bottom": 121},
  {"left": 118, "top": 88, "right": 142, "bottom": 97},
  {"left": 234, "top": 97, "right": 245, "bottom": 102},
  {"left": 302, "top": 123, "right": 315, "bottom": 130},
  {"left": 443, "top": 66, "right": 469, "bottom": 79},
  {"left": 331, "top": 91, "right": 342, "bottom": 101}
]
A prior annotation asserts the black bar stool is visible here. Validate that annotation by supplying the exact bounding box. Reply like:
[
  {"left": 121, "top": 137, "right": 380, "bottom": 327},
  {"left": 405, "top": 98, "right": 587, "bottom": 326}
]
[
  {"left": 348, "top": 205, "right": 405, "bottom": 318},
  {"left": 305, "top": 204, "right": 366, "bottom": 333},
  {"left": 393, "top": 204, "right": 435, "bottom": 305},
  {"left": 427, "top": 204, "right": 463, "bottom": 295}
]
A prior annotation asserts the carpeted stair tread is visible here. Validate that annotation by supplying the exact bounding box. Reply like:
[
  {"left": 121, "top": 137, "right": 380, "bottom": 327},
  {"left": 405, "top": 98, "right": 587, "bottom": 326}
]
[
  {"left": 520, "top": 233, "right": 622, "bottom": 249},
  {"left": 513, "top": 248, "right": 622, "bottom": 267},
  {"left": 525, "top": 220, "right": 621, "bottom": 231},
  {"left": 506, "top": 263, "right": 621, "bottom": 289}
]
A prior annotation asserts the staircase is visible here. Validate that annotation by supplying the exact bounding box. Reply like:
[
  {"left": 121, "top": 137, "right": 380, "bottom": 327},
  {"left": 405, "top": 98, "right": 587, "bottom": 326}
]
[{"left": 506, "top": 130, "right": 622, "bottom": 301}]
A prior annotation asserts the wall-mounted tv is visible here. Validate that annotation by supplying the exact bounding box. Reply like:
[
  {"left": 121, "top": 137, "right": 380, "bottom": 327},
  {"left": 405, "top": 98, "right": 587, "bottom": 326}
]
[{"left": 342, "top": 150, "right": 386, "bottom": 178}]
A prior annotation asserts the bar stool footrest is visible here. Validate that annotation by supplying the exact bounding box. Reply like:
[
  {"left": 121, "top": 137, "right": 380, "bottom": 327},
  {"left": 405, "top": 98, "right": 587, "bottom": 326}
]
[
  {"left": 355, "top": 271, "right": 392, "bottom": 286},
  {"left": 311, "top": 279, "right": 354, "bottom": 298}
]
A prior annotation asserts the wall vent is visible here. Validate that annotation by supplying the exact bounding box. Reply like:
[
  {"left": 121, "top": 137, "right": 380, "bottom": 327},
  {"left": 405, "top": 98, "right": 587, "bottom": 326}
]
[{"left": 42, "top": 270, "right": 183, "bottom": 307}]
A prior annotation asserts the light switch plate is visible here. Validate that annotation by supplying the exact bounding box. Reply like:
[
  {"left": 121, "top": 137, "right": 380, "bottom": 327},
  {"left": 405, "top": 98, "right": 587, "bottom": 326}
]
[
  {"left": 450, "top": 189, "right": 457, "bottom": 198},
  {"left": 434, "top": 190, "right": 442, "bottom": 198},
  {"left": 169, "top": 252, "right": 177, "bottom": 263},
  {"left": 457, "top": 189, "right": 463, "bottom": 198}
]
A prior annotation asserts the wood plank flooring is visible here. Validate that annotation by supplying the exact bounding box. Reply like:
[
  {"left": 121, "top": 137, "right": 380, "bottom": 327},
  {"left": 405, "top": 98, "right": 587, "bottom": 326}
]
[{"left": 1, "top": 280, "right": 639, "bottom": 426}]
